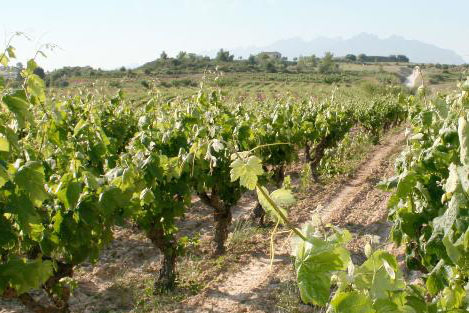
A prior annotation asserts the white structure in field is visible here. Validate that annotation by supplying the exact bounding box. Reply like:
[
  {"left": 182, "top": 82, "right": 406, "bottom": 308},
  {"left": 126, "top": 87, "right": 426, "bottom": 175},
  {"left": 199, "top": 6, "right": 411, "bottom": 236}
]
[
  {"left": 405, "top": 67, "right": 422, "bottom": 88},
  {"left": 0, "top": 67, "right": 19, "bottom": 80}
]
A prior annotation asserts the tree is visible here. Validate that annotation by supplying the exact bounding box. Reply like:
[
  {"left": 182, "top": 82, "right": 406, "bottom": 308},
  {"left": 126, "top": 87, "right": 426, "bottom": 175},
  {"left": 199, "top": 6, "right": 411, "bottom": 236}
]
[
  {"left": 33, "top": 66, "right": 46, "bottom": 80},
  {"left": 397, "top": 55, "right": 409, "bottom": 62},
  {"left": 318, "top": 52, "right": 336, "bottom": 74},
  {"left": 265, "top": 62, "right": 276, "bottom": 73},
  {"left": 260, "top": 53, "right": 270, "bottom": 62},
  {"left": 177, "top": 51, "right": 187, "bottom": 60},
  {"left": 357, "top": 53, "right": 367, "bottom": 62},
  {"left": 120, "top": 66, "right": 126, "bottom": 72},
  {"left": 345, "top": 54, "right": 356, "bottom": 62},
  {"left": 160, "top": 51, "right": 168, "bottom": 60},
  {"left": 215, "top": 49, "right": 234, "bottom": 62},
  {"left": 171, "top": 59, "right": 181, "bottom": 66},
  {"left": 309, "top": 54, "right": 318, "bottom": 67},
  {"left": 15, "top": 62, "right": 24, "bottom": 82},
  {"left": 247, "top": 54, "right": 257, "bottom": 65},
  {"left": 187, "top": 53, "right": 197, "bottom": 62}
]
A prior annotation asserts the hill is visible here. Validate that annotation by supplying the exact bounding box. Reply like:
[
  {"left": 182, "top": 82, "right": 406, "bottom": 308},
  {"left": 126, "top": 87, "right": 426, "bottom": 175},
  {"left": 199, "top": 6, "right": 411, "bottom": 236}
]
[{"left": 223, "top": 33, "right": 466, "bottom": 65}]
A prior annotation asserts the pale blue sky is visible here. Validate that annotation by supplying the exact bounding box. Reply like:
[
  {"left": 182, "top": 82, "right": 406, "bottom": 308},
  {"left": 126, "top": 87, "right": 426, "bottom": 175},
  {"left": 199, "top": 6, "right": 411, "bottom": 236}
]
[{"left": 3, "top": 0, "right": 469, "bottom": 69}]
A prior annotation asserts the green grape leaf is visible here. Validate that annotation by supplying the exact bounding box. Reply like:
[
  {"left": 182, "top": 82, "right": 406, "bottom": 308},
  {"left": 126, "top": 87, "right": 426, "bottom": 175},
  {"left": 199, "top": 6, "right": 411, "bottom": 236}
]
[
  {"left": 382, "top": 259, "right": 396, "bottom": 280},
  {"left": 0, "top": 165, "right": 8, "bottom": 188},
  {"left": 331, "top": 291, "right": 375, "bottom": 313},
  {"left": 99, "top": 186, "right": 129, "bottom": 217},
  {"left": 14, "top": 161, "right": 49, "bottom": 207},
  {"left": 6, "top": 46, "right": 16, "bottom": 58},
  {"left": 27, "top": 74, "right": 46, "bottom": 103},
  {"left": 406, "top": 285, "right": 433, "bottom": 313},
  {"left": 354, "top": 251, "right": 405, "bottom": 300},
  {"left": 388, "top": 170, "right": 417, "bottom": 208},
  {"left": 56, "top": 173, "right": 81, "bottom": 210},
  {"left": 83, "top": 171, "right": 100, "bottom": 190},
  {"left": 444, "top": 164, "right": 469, "bottom": 194},
  {"left": 442, "top": 232, "right": 462, "bottom": 265},
  {"left": 26, "top": 59, "right": 38, "bottom": 73},
  {"left": 432, "top": 193, "right": 465, "bottom": 236},
  {"left": 0, "top": 134, "right": 9, "bottom": 152},
  {"left": 230, "top": 155, "right": 264, "bottom": 190},
  {"left": 294, "top": 235, "right": 350, "bottom": 306},
  {"left": 372, "top": 299, "right": 399, "bottom": 313},
  {"left": 0, "top": 53, "right": 9, "bottom": 67},
  {"left": 439, "top": 285, "right": 465, "bottom": 310},
  {"left": 0, "top": 258, "right": 53, "bottom": 294},
  {"left": 140, "top": 188, "right": 156, "bottom": 205},
  {"left": 373, "top": 298, "right": 416, "bottom": 313},
  {"left": 256, "top": 187, "right": 295, "bottom": 223},
  {"left": 0, "top": 216, "right": 17, "bottom": 249},
  {"left": 270, "top": 188, "right": 296, "bottom": 208},
  {"left": 2, "top": 90, "right": 33, "bottom": 128},
  {"left": 6, "top": 193, "right": 44, "bottom": 241},
  {"left": 434, "top": 98, "right": 448, "bottom": 119},
  {"left": 426, "top": 260, "right": 449, "bottom": 296},
  {"left": 73, "top": 119, "right": 88, "bottom": 136}
]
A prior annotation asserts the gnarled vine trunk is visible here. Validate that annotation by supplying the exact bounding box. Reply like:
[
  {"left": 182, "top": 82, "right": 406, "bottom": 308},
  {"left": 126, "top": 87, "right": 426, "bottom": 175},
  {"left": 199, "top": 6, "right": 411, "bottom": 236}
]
[
  {"left": 252, "top": 201, "right": 265, "bottom": 226},
  {"left": 43, "top": 262, "right": 74, "bottom": 312},
  {"left": 199, "top": 190, "right": 232, "bottom": 255},
  {"left": 148, "top": 226, "right": 177, "bottom": 292},
  {"left": 2, "top": 253, "right": 74, "bottom": 313},
  {"left": 273, "top": 163, "right": 286, "bottom": 187},
  {"left": 3, "top": 268, "right": 73, "bottom": 313},
  {"left": 306, "top": 138, "right": 328, "bottom": 181}
]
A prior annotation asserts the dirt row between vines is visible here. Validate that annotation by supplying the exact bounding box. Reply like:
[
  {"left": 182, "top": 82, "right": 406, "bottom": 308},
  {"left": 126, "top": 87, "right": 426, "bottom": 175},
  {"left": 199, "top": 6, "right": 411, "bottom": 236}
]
[
  {"left": 0, "top": 129, "right": 406, "bottom": 313},
  {"left": 176, "top": 129, "right": 406, "bottom": 313}
]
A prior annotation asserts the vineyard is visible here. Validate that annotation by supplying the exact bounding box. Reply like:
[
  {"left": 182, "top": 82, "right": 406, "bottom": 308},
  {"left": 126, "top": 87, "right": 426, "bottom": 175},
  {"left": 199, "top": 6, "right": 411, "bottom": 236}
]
[{"left": 0, "top": 42, "right": 468, "bottom": 313}]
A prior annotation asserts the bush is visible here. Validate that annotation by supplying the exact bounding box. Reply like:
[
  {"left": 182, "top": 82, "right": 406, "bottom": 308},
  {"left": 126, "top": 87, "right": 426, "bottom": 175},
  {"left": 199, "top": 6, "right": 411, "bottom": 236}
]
[
  {"left": 56, "top": 80, "right": 69, "bottom": 88},
  {"left": 215, "top": 77, "right": 236, "bottom": 87},
  {"left": 109, "top": 81, "right": 122, "bottom": 88},
  {"left": 159, "top": 81, "right": 171, "bottom": 88},
  {"left": 265, "top": 62, "right": 277, "bottom": 73},
  {"left": 170, "top": 79, "right": 198, "bottom": 87},
  {"left": 323, "top": 74, "right": 341, "bottom": 84},
  {"left": 140, "top": 80, "right": 150, "bottom": 89}
]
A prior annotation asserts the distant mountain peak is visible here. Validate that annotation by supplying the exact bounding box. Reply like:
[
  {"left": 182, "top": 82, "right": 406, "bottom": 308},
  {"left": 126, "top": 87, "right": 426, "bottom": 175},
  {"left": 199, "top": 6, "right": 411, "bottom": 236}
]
[
  {"left": 353, "top": 32, "right": 379, "bottom": 39},
  {"left": 222, "top": 34, "right": 465, "bottom": 64}
]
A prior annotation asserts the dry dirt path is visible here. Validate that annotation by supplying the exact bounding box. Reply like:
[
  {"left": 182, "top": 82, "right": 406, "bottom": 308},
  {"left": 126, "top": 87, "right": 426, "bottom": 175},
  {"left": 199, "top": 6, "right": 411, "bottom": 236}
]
[{"left": 178, "top": 129, "right": 406, "bottom": 313}]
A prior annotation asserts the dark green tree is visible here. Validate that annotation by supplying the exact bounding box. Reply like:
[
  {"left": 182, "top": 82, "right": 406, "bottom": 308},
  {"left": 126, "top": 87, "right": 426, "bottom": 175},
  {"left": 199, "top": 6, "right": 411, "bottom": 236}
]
[
  {"left": 215, "top": 49, "right": 234, "bottom": 62},
  {"left": 345, "top": 54, "right": 356, "bottom": 62},
  {"left": 318, "top": 52, "right": 336, "bottom": 73},
  {"left": 33, "top": 66, "right": 46, "bottom": 80},
  {"left": 177, "top": 51, "right": 187, "bottom": 60},
  {"left": 265, "top": 62, "right": 276, "bottom": 73}
]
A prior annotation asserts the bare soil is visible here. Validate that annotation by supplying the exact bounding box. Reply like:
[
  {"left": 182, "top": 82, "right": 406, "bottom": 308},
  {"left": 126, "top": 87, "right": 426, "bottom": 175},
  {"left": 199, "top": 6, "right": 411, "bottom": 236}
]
[{"left": 175, "top": 128, "right": 406, "bottom": 313}]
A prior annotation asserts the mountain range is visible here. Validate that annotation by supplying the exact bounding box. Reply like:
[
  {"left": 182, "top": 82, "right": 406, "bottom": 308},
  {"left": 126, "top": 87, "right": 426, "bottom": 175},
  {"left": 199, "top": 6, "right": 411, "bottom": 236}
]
[{"left": 213, "top": 33, "right": 465, "bottom": 65}]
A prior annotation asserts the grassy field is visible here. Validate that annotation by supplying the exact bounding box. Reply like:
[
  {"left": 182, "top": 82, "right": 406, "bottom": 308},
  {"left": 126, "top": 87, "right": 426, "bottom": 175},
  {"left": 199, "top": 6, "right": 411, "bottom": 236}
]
[{"left": 46, "top": 61, "right": 467, "bottom": 102}]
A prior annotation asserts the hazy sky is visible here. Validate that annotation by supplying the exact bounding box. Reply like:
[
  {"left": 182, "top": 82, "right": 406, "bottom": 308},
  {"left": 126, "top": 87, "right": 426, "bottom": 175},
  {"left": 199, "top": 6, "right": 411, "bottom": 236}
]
[{"left": 3, "top": 0, "right": 469, "bottom": 70}]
